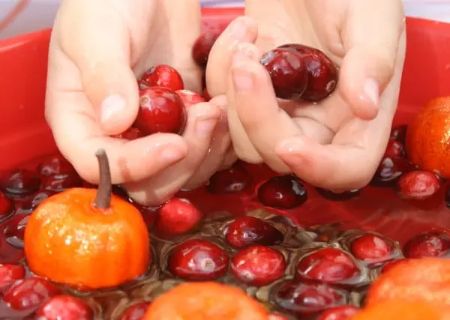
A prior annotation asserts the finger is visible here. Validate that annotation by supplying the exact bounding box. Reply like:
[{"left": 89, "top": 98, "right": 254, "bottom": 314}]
[
  {"left": 125, "top": 100, "right": 221, "bottom": 205},
  {"left": 206, "top": 16, "right": 258, "bottom": 96},
  {"left": 339, "top": 0, "right": 405, "bottom": 120}
]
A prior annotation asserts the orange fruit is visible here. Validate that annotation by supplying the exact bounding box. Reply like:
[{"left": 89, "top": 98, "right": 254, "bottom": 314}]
[
  {"left": 366, "top": 258, "right": 450, "bottom": 306},
  {"left": 351, "top": 300, "right": 450, "bottom": 320},
  {"left": 143, "top": 282, "right": 269, "bottom": 320},
  {"left": 24, "top": 150, "right": 150, "bottom": 289},
  {"left": 406, "top": 96, "right": 450, "bottom": 178}
]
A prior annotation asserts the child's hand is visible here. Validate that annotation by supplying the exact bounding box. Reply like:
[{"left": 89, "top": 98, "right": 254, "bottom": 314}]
[
  {"left": 46, "top": 0, "right": 231, "bottom": 205},
  {"left": 207, "top": 0, "right": 406, "bottom": 192}
]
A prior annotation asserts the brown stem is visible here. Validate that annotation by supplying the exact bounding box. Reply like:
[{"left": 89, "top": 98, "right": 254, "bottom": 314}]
[{"left": 94, "top": 149, "right": 112, "bottom": 209}]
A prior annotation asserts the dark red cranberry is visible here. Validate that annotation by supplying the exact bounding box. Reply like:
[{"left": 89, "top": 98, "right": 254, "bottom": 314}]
[
  {"left": 390, "top": 125, "right": 407, "bottom": 143},
  {"left": 225, "top": 216, "right": 283, "bottom": 248},
  {"left": 317, "top": 305, "right": 359, "bottom": 320},
  {"left": 115, "top": 127, "right": 145, "bottom": 140},
  {"left": 4, "top": 214, "right": 29, "bottom": 248},
  {"left": 134, "top": 87, "right": 187, "bottom": 135},
  {"left": 120, "top": 301, "right": 151, "bottom": 320},
  {"left": 207, "top": 163, "right": 251, "bottom": 194},
  {"left": 0, "top": 264, "right": 25, "bottom": 292},
  {"left": 35, "top": 295, "right": 93, "bottom": 320},
  {"left": 0, "top": 191, "right": 13, "bottom": 217},
  {"left": 316, "top": 188, "right": 359, "bottom": 201},
  {"left": 139, "top": 65, "right": 184, "bottom": 91},
  {"left": 296, "top": 248, "right": 359, "bottom": 284},
  {"left": 398, "top": 170, "right": 441, "bottom": 200},
  {"left": 15, "top": 190, "right": 56, "bottom": 215},
  {"left": 0, "top": 169, "right": 40, "bottom": 196},
  {"left": 258, "top": 175, "right": 307, "bottom": 209},
  {"left": 176, "top": 90, "right": 206, "bottom": 108},
  {"left": 168, "top": 239, "right": 229, "bottom": 281},
  {"left": 271, "top": 280, "right": 347, "bottom": 315},
  {"left": 446, "top": 184, "right": 450, "bottom": 208},
  {"left": 371, "top": 156, "right": 412, "bottom": 186},
  {"left": 192, "top": 29, "right": 222, "bottom": 67},
  {"left": 3, "top": 277, "right": 60, "bottom": 311},
  {"left": 350, "top": 234, "right": 393, "bottom": 264},
  {"left": 261, "top": 47, "right": 308, "bottom": 100},
  {"left": 41, "top": 173, "right": 83, "bottom": 192},
  {"left": 155, "top": 198, "right": 203, "bottom": 238},
  {"left": 280, "top": 44, "right": 338, "bottom": 101},
  {"left": 384, "top": 140, "right": 406, "bottom": 159},
  {"left": 231, "top": 245, "right": 286, "bottom": 286},
  {"left": 403, "top": 231, "right": 450, "bottom": 258},
  {"left": 37, "top": 155, "right": 75, "bottom": 176}
]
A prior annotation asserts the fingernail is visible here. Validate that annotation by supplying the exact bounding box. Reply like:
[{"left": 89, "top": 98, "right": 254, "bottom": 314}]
[
  {"left": 196, "top": 118, "right": 217, "bottom": 136},
  {"left": 232, "top": 68, "right": 254, "bottom": 92},
  {"left": 160, "top": 146, "right": 186, "bottom": 163},
  {"left": 362, "top": 78, "right": 379, "bottom": 108},
  {"left": 100, "top": 95, "right": 127, "bottom": 124}
]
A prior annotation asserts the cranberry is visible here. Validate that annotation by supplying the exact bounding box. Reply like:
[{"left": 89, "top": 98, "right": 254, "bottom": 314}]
[
  {"left": 0, "top": 169, "right": 40, "bottom": 196},
  {"left": 371, "top": 156, "right": 412, "bottom": 186},
  {"left": 316, "top": 188, "right": 359, "bottom": 201},
  {"left": 296, "top": 248, "right": 359, "bottom": 284},
  {"left": 0, "top": 191, "right": 13, "bottom": 217},
  {"left": 403, "top": 231, "right": 450, "bottom": 258},
  {"left": 350, "top": 234, "right": 393, "bottom": 264},
  {"left": 258, "top": 175, "right": 307, "bottom": 209},
  {"left": 261, "top": 47, "right": 308, "bottom": 100},
  {"left": 207, "top": 163, "right": 251, "bottom": 194},
  {"left": 120, "top": 301, "right": 151, "bottom": 320},
  {"left": 134, "top": 87, "right": 187, "bottom": 135},
  {"left": 3, "top": 277, "right": 60, "bottom": 311},
  {"left": 385, "top": 140, "right": 406, "bottom": 159},
  {"left": 192, "top": 29, "right": 222, "bottom": 67},
  {"left": 35, "top": 295, "right": 93, "bottom": 320},
  {"left": 168, "top": 239, "right": 229, "bottom": 281},
  {"left": 0, "top": 264, "right": 25, "bottom": 292},
  {"left": 138, "top": 65, "right": 184, "bottom": 91},
  {"left": 155, "top": 198, "right": 203, "bottom": 238},
  {"left": 175, "top": 89, "right": 206, "bottom": 108},
  {"left": 390, "top": 125, "right": 407, "bottom": 143},
  {"left": 225, "top": 216, "right": 283, "bottom": 248},
  {"left": 271, "top": 280, "right": 347, "bottom": 315},
  {"left": 41, "top": 173, "right": 83, "bottom": 192},
  {"left": 397, "top": 170, "right": 441, "bottom": 200},
  {"left": 280, "top": 44, "right": 338, "bottom": 101},
  {"left": 15, "top": 190, "right": 56, "bottom": 215},
  {"left": 4, "top": 214, "right": 29, "bottom": 248},
  {"left": 37, "top": 155, "right": 75, "bottom": 176},
  {"left": 317, "top": 305, "right": 359, "bottom": 320},
  {"left": 231, "top": 245, "right": 286, "bottom": 286},
  {"left": 115, "top": 127, "right": 145, "bottom": 140},
  {"left": 446, "top": 184, "right": 450, "bottom": 208}
]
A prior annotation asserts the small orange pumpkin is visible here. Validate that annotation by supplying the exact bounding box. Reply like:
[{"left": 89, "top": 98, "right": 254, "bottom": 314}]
[{"left": 24, "top": 150, "right": 150, "bottom": 289}]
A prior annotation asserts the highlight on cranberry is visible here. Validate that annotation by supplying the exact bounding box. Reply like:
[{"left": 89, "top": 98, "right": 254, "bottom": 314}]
[
  {"left": 138, "top": 64, "right": 184, "bottom": 91},
  {"left": 397, "top": 170, "right": 441, "bottom": 200},
  {"left": 257, "top": 175, "right": 307, "bottom": 209}
]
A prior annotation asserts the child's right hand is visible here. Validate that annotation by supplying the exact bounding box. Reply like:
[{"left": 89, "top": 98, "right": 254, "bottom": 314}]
[{"left": 45, "top": 0, "right": 232, "bottom": 205}]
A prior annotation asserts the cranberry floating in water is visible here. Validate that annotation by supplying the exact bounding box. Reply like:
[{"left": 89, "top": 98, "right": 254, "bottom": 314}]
[
  {"left": 192, "top": 28, "right": 222, "bottom": 67},
  {"left": 4, "top": 214, "right": 29, "bottom": 248},
  {"left": 296, "top": 247, "right": 360, "bottom": 284},
  {"left": 155, "top": 198, "right": 203, "bottom": 238},
  {"left": 168, "top": 239, "right": 229, "bottom": 281},
  {"left": 317, "top": 305, "right": 359, "bottom": 320},
  {"left": 0, "top": 264, "right": 25, "bottom": 292},
  {"left": 3, "top": 277, "right": 60, "bottom": 311},
  {"left": 120, "top": 301, "right": 151, "bottom": 320},
  {"left": 231, "top": 245, "right": 286, "bottom": 286},
  {"left": 271, "top": 280, "right": 347, "bottom": 315},
  {"left": 139, "top": 65, "right": 184, "bottom": 91},
  {"left": 261, "top": 47, "right": 308, "bottom": 100},
  {"left": 135, "top": 87, "right": 187, "bottom": 135},
  {"left": 15, "top": 190, "right": 56, "bottom": 215},
  {"left": 208, "top": 163, "right": 251, "bottom": 194},
  {"left": 37, "top": 155, "right": 75, "bottom": 176},
  {"left": 397, "top": 170, "right": 441, "bottom": 200},
  {"left": 0, "top": 169, "right": 40, "bottom": 196},
  {"left": 176, "top": 89, "right": 206, "bottom": 108},
  {"left": 371, "top": 156, "right": 411, "bottom": 186},
  {"left": 0, "top": 191, "right": 13, "bottom": 217},
  {"left": 403, "top": 231, "right": 450, "bottom": 258},
  {"left": 35, "top": 295, "right": 93, "bottom": 320},
  {"left": 350, "top": 234, "right": 393, "bottom": 264},
  {"left": 258, "top": 175, "right": 307, "bottom": 209},
  {"left": 41, "top": 173, "right": 83, "bottom": 192},
  {"left": 384, "top": 140, "right": 406, "bottom": 159},
  {"left": 225, "top": 216, "right": 283, "bottom": 248}
]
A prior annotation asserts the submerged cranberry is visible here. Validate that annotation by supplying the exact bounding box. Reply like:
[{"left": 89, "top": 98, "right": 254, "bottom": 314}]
[
  {"left": 0, "top": 264, "right": 25, "bottom": 292},
  {"left": 231, "top": 245, "right": 286, "bottom": 286},
  {"left": 225, "top": 216, "right": 283, "bottom": 248},
  {"left": 397, "top": 170, "right": 440, "bottom": 200},
  {"left": 316, "top": 189, "right": 359, "bottom": 201},
  {"left": 41, "top": 173, "right": 83, "bottom": 192},
  {"left": 390, "top": 125, "right": 407, "bottom": 143},
  {"left": 384, "top": 140, "right": 406, "bottom": 159},
  {"left": 371, "top": 156, "right": 411, "bottom": 186},
  {"left": 261, "top": 47, "right": 308, "bottom": 100},
  {"left": 296, "top": 248, "right": 359, "bottom": 284},
  {"left": 37, "top": 155, "right": 74, "bottom": 176},
  {"left": 36, "top": 295, "right": 93, "bottom": 320},
  {"left": 4, "top": 214, "right": 29, "bottom": 248},
  {"left": 207, "top": 163, "right": 251, "bottom": 194},
  {"left": 403, "top": 231, "right": 450, "bottom": 258},
  {"left": 135, "top": 87, "right": 187, "bottom": 135},
  {"left": 176, "top": 89, "right": 206, "bottom": 108},
  {"left": 168, "top": 239, "right": 229, "bottom": 281},
  {"left": 192, "top": 29, "right": 222, "bottom": 67},
  {"left": 258, "top": 175, "right": 307, "bottom": 209},
  {"left": 350, "top": 234, "right": 393, "bottom": 264},
  {"left": 155, "top": 198, "right": 203, "bottom": 238},
  {"left": 139, "top": 65, "right": 184, "bottom": 91},
  {"left": 317, "top": 305, "right": 359, "bottom": 320},
  {"left": 120, "top": 301, "right": 151, "bottom": 320},
  {"left": 3, "top": 277, "right": 60, "bottom": 311},
  {"left": 15, "top": 190, "right": 56, "bottom": 215},
  {"left": 271, "top": 280, "right": 347, "bottom": 315},
  {"left": 0, "top": 169, "right": 40, "bottom": 196},
  {"left": 0, "top": 191, "right": 13, "bottom": 217}
]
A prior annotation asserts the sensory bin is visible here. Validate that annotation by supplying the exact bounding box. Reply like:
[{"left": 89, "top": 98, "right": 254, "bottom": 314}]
[{"left": 0, "top": 8, "right": 450, "bottom": 320}]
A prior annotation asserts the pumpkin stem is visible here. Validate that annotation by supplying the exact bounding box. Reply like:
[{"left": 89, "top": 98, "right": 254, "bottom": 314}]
[{"left": 94, "top": 149, "right": 112, "bottom": 209}]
